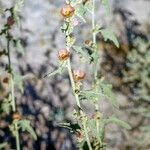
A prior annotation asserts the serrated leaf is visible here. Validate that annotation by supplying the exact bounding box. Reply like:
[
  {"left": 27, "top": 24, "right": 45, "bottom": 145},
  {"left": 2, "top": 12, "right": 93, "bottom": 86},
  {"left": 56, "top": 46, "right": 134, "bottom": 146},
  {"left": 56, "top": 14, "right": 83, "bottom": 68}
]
[
  {"left": 1, "top": 95, "right": 11, "bottom": 114},
  {"left": 101, "top": 0, "right": 111, "bottom": 15},
  {"left": 108, "top": 116, "right": 131, "bottom": 129},
  {"left": 59, "top": 122, "right": 81, "bottom": 132},
  {"left": 13, "top": 0, "right": 25, "bottom": 26},
  {"left": 84, "top": 1, "right": 92, "bottom": 13},
  {"left": 100, "top": 82, "right": 119, "bottom": 108},
  {"left": 18, "top": 119, "right": 37, "bottom": 140},
  {"left": 66, "top": 36, "right": 76, "bottom": 48},
  {"left": 72, "top": 46, "right": 92, "bottom": 63},
  {"left": 100, "top": 28, "right": 119, "bottom": 48},
  {"left": 79, "top": 90, "right": 100, "bottom": 101},
  {"left": 16, "top": 40, "right": 25, "bottom": 55},
  {"left": 14, "top": 73, "right": 24, "bottom": 93},
  {"left": 44, "top": 62, "right": 66, "bottom": 78},
  {"left": 75, "top": 4, "right": 86, "bottom": 22}
]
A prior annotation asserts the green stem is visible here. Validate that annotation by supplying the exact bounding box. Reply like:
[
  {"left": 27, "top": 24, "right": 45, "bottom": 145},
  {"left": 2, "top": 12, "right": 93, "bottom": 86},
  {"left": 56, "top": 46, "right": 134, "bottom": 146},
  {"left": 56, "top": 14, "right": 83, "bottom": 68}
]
[
  {"left": 15, "top": 122, "right": 20, "bottom": 150},
  {"left": 6, "top": 31, "right": 20, "bottom": 150},
  {"left": 83, "top": 121, "right": 92, "bottom": 150},
  {"left": 92, "top": 0, "right": 96, "bottom": 45},
  {"left": 67, "top": 58, "right": 81, "bottom": 107}
]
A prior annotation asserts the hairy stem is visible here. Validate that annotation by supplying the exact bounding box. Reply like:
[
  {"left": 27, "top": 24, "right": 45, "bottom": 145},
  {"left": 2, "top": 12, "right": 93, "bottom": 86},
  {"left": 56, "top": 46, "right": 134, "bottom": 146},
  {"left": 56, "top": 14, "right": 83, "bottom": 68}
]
[
  {"left": 83, "top": 121, "right": 92, "bottom": 150},
  {"left": 6, "top": 31, "right": 20, "bottom": 150}
]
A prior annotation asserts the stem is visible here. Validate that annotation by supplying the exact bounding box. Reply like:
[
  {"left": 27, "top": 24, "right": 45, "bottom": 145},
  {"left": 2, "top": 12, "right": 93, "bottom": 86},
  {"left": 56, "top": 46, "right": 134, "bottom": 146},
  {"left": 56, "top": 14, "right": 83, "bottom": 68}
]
[
  {"left": 83, "top": 121, "right": 92, "bottom": 150},
  {"left": 67, "top": 58, "right": 81, "bottom": 107},
  {"left": 92, "top": 0, "right": 96, "bottom": 45},
  {"left": 15, "top": 122, "right": 20, "bottom": 150},
  {"left": 6, "top": 31, "right": 20, "bottom": 150}
]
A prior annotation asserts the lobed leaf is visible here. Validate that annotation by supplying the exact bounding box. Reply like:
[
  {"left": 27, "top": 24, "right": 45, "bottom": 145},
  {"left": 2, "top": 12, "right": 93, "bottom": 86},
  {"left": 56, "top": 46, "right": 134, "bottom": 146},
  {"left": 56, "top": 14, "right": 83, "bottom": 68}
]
[
  {"left": 100, "top": 28, "right": 119, "bottom": 48},
  {"left": 18, "top": 119, "right": 37, "bottom": 140},
  {"left": 108, "top": 116, "right": 131, "bottom": 129}
]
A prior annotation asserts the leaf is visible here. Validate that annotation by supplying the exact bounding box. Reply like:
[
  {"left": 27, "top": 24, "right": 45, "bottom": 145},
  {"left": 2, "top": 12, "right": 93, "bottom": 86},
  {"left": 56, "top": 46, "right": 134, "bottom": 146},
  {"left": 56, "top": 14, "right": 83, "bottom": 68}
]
[
  {"left": 1, "top": 95, "right": 12, "bottom": 114},
  {"left": 13, "top": 0, "right": 25, "bottom": 26},
  {"left": 18, "top": 119, "right": 37, "bottom": 140},
  {"left": 100, "top": 28, "right": 119, "bottom": 48},
  {"left": 101, "top": 0, "right": 111, "bottom": 15},
  {"left": 0, "top": 143, "right": 7, "bottom": 149},
  {"left": 108, "top": 116, "right": 131, "bottom": 129},
  {"left": 79, "top": 90, "right": 100, "bottom": 101},
  {"left": 72, "top": 46, "right": 92, "bottom": 63},
  {"left": 16, "top": 40, "right": 25, "bottom": 55},
  {"left": 75, "top": 4, "right": 86, "bottom": 22},
  {"left": 100, "top": 83, "right": 119, "bottom": 108},
  {"left": 84, "top": 1, "right": 92, "bottom": 13},
  {"left": 44, "top": 62, "right": 66, "bottom": 78},
  {"left": 59, "top": 122, "right": 81, "bottom": 132},
  {"left": 14, "top": 73, "right": 24, "bottom": 93},
  {"left": 66, "top": 36, "right": 76, "bottom": 48}
]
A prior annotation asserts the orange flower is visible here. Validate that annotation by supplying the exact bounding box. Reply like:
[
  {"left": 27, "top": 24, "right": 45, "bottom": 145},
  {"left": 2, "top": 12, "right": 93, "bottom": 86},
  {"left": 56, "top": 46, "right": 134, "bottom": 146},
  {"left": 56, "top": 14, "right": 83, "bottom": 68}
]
[
  {"left": 60, "top": 5, "right": 75, "bottom": 18},
  {"left": 58, "top": 49, "right": 70, "bottom": 61},
  {"left": 12, "top": 112, "right": 21, "bottom": 120},
  {"left": 73, "top": 70, "right": 85, "bottom": 82}
]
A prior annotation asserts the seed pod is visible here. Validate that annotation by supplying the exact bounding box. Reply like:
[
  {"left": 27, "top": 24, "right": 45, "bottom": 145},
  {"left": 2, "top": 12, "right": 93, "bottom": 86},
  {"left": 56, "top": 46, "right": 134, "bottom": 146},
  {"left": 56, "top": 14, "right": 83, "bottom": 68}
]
[
  {"left": 73, "top": 70, "right": 85, "bottom": 82},
  {"left": 12, "top": 112, "right": 21, "bottom": 120},
  {"left": 7, "top": 16, "right": 15, "bottom": 26},
  {"left": 58, "top": 49, "right": 70, "bottom": 61},
  {"left": 60, "top": 5, "right": 75, "bottom": 18}
]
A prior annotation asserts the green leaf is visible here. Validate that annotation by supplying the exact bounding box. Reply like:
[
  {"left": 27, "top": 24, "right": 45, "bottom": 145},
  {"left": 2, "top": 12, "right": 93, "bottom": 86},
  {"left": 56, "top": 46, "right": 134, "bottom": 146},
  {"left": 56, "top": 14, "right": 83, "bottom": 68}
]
[
  {"left": 75, "top": 4, "right": 86, "bottom": 22},
  {"left": 0, "top": 142, "right": 7, "bottom": 149},
  {"left": 14, "top": 73, "right": 24, "bottom": 93},
  {"left": 59, "top": 122, "right": 81, "bottom": 132},
  {"left": 1, "top": 95, "right": 12, "bottom": 114},
  {"left": 100, "top": 82, "right": 119, "bottom": 108},
  {"left": 108, "top": 116, "right": 131, "bottom": 129},
  {"left": 16, "top": 40, "right": 25, "bottom": 55},
  {"left": 84, "top": 1, "right": 92, "bottom": 13},
  {"left": 66, "top": 36, "right": 76, "bottom": 48},
  {"left": 44, "top": 62, "right": 66, "bottom": 78},
  {"left": 72, "top": 46, "right": 92, "bottom": 63},
  {"left": 18, "top": 119, "right": 37, "bottom": 140},
  {"left": 100, "top": 28, "right": 119, "bottom": 48},
  {"left": 79, "top": 90, "right": 100, "bottom": 101},
  {"left": 101, "top": 0, "right": 111, "bottom": 15}
]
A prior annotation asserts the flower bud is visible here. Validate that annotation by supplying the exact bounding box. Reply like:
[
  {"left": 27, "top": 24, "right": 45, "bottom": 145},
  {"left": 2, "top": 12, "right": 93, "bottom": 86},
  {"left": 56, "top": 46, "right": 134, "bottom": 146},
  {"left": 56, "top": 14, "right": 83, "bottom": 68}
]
[
  {"left": 12, "top": 112, "right": 21, "bottom": 120},
  {"left": 73, "top": 70, "right": 85, "bottom": 82},
  {"left": 58, "top": 49, "right": 70, "bottom": 61},
  {"left": 60, "top": 5, "right": 75, "bottom": 18}
]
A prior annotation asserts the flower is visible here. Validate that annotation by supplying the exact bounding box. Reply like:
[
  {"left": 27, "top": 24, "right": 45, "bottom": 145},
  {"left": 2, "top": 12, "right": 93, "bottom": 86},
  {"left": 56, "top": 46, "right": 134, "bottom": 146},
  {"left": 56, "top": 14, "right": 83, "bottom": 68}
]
[
  {"left": 58, "top": 49, "right": 70, "bottom": 61},
  {"left": 60, "top": 5, "right": 75, "bottom": 18},
  {"left": 73, "top": 70, "right": 85, "bottom": 81},
  {"left": 12, "top": 112, "right": 21, "bottom": 120}
]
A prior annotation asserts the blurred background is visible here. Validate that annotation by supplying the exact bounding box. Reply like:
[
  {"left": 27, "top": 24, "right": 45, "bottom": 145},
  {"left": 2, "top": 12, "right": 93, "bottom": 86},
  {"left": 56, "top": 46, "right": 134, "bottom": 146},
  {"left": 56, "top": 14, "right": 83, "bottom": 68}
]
[{"left": 0, "top": 0, "right": 150, "bottom": 150}]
